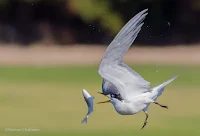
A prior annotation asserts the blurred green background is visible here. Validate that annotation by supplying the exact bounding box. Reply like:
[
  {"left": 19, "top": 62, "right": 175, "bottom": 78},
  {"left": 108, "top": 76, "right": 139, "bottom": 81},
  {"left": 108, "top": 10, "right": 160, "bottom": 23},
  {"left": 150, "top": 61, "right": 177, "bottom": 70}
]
[
  {"left": 0, "top": 0, "right": 199, "bottom": 136},
  {"left": 0, "top": 65, "right": 199, "bottom": 136}
]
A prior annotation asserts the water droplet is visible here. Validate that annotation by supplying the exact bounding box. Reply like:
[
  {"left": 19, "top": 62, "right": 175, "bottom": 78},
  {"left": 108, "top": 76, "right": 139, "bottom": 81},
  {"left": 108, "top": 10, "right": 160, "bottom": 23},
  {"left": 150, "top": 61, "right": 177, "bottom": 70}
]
[{"left": 156, "top": 70, "right": 158, "bottom": 72}]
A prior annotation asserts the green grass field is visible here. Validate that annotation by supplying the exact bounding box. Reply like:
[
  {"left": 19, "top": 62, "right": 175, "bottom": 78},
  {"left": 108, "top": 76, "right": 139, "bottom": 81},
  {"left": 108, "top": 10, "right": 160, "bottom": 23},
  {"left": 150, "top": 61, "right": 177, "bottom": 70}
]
[{"left": 0, "top": 64, "right": 199, "bottom": 136}]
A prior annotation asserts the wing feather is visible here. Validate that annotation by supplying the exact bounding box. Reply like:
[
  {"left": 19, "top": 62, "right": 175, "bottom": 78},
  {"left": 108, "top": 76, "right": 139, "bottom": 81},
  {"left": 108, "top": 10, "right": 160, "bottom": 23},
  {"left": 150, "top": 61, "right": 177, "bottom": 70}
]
[
  {"left": 101, "top": 9, "right": 148, "bottom": 63},
  {"left": 99, "top": 9, "right": 150, "bottom": 101}
]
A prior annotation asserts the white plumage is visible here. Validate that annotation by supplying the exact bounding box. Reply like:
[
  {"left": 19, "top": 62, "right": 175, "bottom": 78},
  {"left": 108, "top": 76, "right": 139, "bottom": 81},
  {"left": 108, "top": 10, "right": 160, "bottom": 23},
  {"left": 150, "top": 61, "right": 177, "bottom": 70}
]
[{"left": 98, "top": 9, "right": 178, "bottom": 129}]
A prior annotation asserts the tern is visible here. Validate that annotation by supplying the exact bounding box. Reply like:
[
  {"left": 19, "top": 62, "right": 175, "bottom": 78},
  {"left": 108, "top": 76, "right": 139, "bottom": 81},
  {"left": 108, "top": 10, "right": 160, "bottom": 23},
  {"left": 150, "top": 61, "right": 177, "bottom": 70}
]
[
  {"left": 97, "top": 9, "right": 178, "bottom": 129},
  {"left": 81, "top": 89, "right": 94, "bottom": 124}
]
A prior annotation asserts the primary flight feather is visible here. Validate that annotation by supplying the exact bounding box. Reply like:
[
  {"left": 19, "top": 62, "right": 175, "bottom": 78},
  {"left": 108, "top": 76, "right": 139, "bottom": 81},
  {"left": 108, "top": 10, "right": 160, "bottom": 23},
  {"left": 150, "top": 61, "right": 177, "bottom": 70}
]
[{"left": 98, "top": 9, "right": 178, "bottom": 129}]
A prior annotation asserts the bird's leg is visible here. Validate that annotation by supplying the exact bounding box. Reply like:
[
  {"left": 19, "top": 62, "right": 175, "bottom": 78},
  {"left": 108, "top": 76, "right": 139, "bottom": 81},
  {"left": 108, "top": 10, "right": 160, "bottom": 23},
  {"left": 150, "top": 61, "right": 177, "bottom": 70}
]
[
  {"left": 154, "top": 102, "right": 168, "bottom": 109},
  {"left": 141, "top": 111, "right": 148, "bottom": 129}
]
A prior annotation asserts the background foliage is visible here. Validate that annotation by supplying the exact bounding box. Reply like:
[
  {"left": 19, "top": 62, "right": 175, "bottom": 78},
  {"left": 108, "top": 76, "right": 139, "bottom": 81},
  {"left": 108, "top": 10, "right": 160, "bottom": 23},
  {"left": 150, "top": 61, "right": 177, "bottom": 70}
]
[{"left": 0, "top": 0, "right": 200, "bottom": 45}]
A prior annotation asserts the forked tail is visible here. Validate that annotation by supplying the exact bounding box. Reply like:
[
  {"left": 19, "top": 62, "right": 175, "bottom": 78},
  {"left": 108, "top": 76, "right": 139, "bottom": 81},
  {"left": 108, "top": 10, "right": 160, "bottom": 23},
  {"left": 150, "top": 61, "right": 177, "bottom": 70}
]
[{"left": 151, "top": 75, "right": 178, "bottom": 99}]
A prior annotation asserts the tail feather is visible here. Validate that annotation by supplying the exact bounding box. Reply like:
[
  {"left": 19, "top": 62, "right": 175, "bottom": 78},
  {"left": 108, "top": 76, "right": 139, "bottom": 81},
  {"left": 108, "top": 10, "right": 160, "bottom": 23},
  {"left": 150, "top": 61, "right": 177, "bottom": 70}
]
[
  {"left": 160, "top": 75, "right": 178, "bottom": 88},
  {"left": 151, "top": 75, "right": 178, "bottom": 99}
]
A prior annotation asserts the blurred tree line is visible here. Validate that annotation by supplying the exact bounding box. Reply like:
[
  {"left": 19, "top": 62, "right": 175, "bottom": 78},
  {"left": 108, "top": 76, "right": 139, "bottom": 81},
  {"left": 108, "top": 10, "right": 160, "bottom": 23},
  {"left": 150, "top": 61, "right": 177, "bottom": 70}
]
[{"left": 0, "top": 0, "right": 200, "bottom": 46}]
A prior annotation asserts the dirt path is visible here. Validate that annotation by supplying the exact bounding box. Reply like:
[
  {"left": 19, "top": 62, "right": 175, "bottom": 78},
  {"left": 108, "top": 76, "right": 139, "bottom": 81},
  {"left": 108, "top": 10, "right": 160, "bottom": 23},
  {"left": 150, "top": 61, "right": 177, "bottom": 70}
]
[{"left": 0, "top": 44, "right": 199, "bottom": 66}]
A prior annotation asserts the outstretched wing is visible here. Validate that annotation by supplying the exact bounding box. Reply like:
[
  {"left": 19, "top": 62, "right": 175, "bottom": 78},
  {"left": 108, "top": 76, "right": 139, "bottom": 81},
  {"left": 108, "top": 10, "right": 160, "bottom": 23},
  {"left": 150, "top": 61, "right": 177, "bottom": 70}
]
[{"left": 99, "top": 9, "right": 150, "bottom": 102}]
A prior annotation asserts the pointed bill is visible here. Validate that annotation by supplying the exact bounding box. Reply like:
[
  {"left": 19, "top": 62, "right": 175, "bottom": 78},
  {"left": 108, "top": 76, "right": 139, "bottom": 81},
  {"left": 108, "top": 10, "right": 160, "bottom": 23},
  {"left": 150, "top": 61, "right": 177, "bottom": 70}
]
[{"left": 97, "top": 100, "right": 110, "bottom": 104}]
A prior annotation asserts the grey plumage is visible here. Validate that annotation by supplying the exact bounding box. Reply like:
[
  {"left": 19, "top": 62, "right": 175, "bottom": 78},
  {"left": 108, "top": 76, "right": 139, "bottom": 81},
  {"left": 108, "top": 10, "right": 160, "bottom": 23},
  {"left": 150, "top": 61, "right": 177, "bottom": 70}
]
[
  {"left": 102, "top": 79, "right": 119, "bottom": 95},
  {"left": 99, "top": 9, "right": 150, "bottom": 100},
  {"left": 96, "top": 8, "right": 178, "bottom": 129}
]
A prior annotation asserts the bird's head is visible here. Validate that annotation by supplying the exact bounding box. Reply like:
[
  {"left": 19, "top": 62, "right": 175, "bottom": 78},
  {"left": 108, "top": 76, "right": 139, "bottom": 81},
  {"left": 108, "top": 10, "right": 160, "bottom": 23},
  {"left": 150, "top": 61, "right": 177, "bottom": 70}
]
[{"left": 110, "top": 97, "right": 121, "bottom": 105}]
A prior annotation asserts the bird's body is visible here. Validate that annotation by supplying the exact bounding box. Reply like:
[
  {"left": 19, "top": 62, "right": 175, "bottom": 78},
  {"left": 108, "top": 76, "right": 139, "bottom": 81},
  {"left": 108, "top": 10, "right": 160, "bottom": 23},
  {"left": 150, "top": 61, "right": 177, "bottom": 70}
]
[
  {"left": 97, "top": 9, "right": 178, "bottom": 129},
  {"left": 111, "top": 97, "right": 149, "bottom": 115},
  {"left": 110, "top": 75, "right": 178, "bottom": 115}
]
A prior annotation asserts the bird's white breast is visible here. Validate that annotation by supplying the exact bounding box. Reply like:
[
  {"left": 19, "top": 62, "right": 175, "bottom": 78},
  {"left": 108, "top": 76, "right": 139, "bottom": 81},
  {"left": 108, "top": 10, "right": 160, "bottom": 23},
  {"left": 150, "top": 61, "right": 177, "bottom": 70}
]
[
  {"left": 114, "top": 102, "right": 138, "bottom": 115},
  {"left": 113, "top": 96, "right": 152, "bottom": 115}
]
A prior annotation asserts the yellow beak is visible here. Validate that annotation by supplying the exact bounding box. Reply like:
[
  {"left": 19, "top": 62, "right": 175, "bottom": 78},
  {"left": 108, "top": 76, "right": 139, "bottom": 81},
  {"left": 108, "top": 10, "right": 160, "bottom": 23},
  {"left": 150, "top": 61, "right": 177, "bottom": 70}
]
[{"left": 97, "top": 100, "right": 110, "bottom": 104}]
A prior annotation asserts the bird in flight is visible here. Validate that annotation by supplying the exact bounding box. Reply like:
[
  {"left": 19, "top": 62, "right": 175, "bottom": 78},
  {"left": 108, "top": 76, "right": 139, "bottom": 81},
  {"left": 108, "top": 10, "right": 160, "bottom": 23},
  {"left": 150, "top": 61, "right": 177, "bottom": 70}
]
[{"left": 97, "top": 9, "right": 178, "bottom": 129}]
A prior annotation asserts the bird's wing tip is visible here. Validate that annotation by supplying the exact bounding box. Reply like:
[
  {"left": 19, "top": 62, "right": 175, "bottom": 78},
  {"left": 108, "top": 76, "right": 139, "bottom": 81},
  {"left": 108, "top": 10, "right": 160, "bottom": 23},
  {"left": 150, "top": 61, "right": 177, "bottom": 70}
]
[
  {"left": 142, "top": 8, "right": 148, "bottom": 13},
  {"left": 174, "top": 74, "right": 179, "bottom": 78}
]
